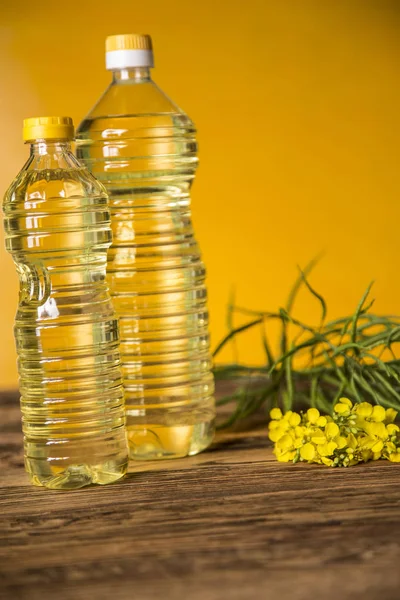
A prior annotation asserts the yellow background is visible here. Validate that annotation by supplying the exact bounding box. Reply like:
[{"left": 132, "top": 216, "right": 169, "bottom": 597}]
[{"left": 1, "top": 0, "right": 399, "bottom": 388}]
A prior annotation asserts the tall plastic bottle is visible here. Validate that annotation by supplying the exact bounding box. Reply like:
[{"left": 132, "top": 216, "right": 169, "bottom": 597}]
[
  {"left": 77, "top": 34, "right": 215, "bottom": 459},
  {"left": 3, "top": 117, "right": 129, "bottom": 489}
]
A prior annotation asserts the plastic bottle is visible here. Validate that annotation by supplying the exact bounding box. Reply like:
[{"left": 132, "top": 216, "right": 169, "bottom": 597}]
[
  {"left": 76, "top": 34, "right": 215, "bottom": 459},
  {"left": 3, "top": 116, "right": 129, "bottom": 489}
]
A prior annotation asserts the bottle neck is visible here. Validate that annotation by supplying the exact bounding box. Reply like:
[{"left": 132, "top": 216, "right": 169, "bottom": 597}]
[
  {"left": 27, "top": 140, "right": 79, "bottom": 170},
  {"left": 112, "top": 67, "right": 151, "bottom": 83},
  {"left": 29, "top": 140, "right": 72, "bottom": 155}
]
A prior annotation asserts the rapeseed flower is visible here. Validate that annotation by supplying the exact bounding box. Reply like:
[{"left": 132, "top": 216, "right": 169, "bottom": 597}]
[{"left": 268, "top": 399, "right": 400, "bottom": 467}]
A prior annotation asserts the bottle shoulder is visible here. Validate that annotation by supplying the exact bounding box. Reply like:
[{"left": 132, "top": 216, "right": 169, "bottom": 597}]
[
  {"left": 76, "top": 79, "right": 195, "bottom": 132},
  {"left": 3, "top": 166, "right": 108, "bottom": 213}
]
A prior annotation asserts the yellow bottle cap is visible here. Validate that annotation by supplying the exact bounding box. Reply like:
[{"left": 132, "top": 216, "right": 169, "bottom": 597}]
[
  {"left": 106, "top": 34, "right": 152, "bottom": 52},
  {"left": 23, "top": 116, "right": 74, "bottom": 142},
  {"left": 105, "top": 34, "right": 154, "bottom": 70}
]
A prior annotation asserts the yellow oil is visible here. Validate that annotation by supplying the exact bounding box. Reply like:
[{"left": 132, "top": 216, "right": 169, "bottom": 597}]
[
  {"left": 77, "top": 68, "right": 216, "bottom": 459},
  {"left": 3, "top": 141, "right": 129, "bottom": 488}
]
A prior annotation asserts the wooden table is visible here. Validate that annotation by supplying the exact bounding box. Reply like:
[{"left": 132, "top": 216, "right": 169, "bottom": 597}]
[{"left": 1, "top": 388, "right": 399, "bottom": 600}]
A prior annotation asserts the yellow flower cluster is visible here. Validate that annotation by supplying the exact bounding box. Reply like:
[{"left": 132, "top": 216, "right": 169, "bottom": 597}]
[{"left": 268, "top": 399, "right": 400, "bottom": 467}]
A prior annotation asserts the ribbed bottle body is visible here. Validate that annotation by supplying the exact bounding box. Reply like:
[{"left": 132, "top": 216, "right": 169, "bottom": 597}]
[
  {"left": 3, "top": 151, "right": 129, "bottom": 488},
  {"left": 77, "top": 104, "right": 215, "bottom": 459}
]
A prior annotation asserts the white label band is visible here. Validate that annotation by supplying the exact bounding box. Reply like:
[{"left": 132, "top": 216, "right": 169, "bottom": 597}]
[{"left": 106, "top": 49, "right": 154, "bottom": 70}]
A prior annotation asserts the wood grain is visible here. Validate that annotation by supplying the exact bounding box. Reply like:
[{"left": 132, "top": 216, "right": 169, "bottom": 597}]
[{"left": 0, "top": 388, "right": 399, "bottom": 600}]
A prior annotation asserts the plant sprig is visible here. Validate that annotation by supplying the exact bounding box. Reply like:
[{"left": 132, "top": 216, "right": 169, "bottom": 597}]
[{"left": 213, "top": 261, "right": 400, "bottom": 428}]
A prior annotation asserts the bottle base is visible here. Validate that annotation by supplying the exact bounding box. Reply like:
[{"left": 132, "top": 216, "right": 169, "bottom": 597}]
[
  {"left": 127, "top": 419, "right": 215, "bottom": 460},
  {"left": 25, "top": 457, "right": 128, "bottom": 490}
]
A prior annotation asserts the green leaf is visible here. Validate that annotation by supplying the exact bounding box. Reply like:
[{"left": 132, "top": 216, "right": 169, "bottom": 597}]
[
  {"left": 280, "top": 255, "right": 322, "bottom": 354},
  {"left": 285, "top": 353, "right": 294, "bottom": 409},
  {"left": 282, "top": 390, "right": 292, "bottom": 412},
  {"left": 372, "top": 369, "right": 400, "bottom": 401},
  {"left": 213, "top": 317, "right": 263, "bottom": 359},
  {"left": 298, "top": 267, "right": 327, "bottom": 325},
  {"left": 227, "top": 287, "right": 236, "bottom": 331},
  {"left": 310, "top": 376, "right": 318, "bottom": 408},
  {"left": 350, "top": 282, "right": 374, "bottom": 347},
  {"left": 261, "top": 322, "right": 274, "bottom": 368}
]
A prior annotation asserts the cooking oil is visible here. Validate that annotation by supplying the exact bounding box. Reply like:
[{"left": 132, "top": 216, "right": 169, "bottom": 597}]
[
  {"left": 76, "top": 35, "right": 215, "bottom": 459},
  {"left": 3, "top": 116, "right": 129, "bottom": 488}
]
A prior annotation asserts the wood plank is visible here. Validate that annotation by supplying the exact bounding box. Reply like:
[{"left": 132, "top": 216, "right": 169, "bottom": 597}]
[{"left": 0, "top": 389, "right": 399, "bottom": 600}]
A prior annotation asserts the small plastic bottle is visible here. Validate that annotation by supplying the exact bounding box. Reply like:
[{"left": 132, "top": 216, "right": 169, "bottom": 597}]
[
  {"left": 77, "top": 34, "right": 216, "bottom": 459},
  {"left": 3, "top": 116, "right": 129, "bottom": 489}
]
